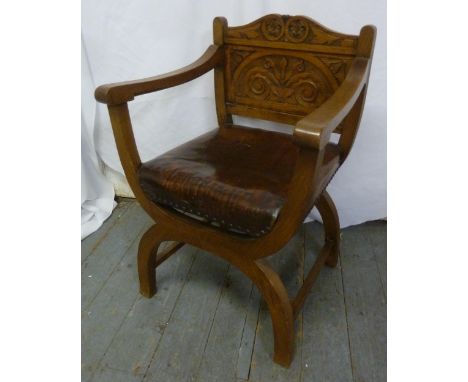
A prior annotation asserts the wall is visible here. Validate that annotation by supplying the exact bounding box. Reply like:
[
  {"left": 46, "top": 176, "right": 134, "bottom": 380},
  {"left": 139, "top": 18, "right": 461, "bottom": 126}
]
[{"left": 82, "top": 0, "right": 386, "bottom": 227}]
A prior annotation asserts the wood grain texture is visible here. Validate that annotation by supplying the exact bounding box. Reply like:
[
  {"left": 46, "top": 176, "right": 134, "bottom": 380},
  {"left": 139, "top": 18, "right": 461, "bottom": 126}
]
[
  {"left": 142, "top": 251, "right": 230, "bottom": 381},
  {"left": 155, "top": 241, "right": 185, "bottom": 268},
  {"left": 293, "top": 57, "right": 370, "bottom": 150},
  {"left": 225, "top": 15, "right": 357, "bottom": 51},
  {"left": 89, "top": 244, "right": 198, "bottom": 381},
  {"left": 95, "top": 45, "right": 223, "bottom": 105},
  {"left": 82, "top": 210, "right": 153, "bottom": 381},
  {"left": 225, "top": 48, "right": 344, "bottom": 115},
  {"left": 81, "top": 203, "right": 152, "bottom": 310},
  {"left": 213, "top": 17, "right": 233, "bottom": 126},
  {"left": 81, "top": 201, "right": 131, "bottom": 263},
  {"left": 90, "top": 366, "right": 142, "bottom": 382},
  {"left": 81, "top": 201, "right": 386, "bottom": 381},
  {"left": 366, "top": 221, "right": 387, "bottom": 298},
  {"left": 291, "top": 241, "right": 330, "bottom": 317},
  {"left": 249, "top": 228, "right": 305, "bottom": 381},
  {"left": 195, "top": 266, "right": 255, "bottom": 382},
  {"left": 301, "top": 222, "right": 353, "bottom": 382},
  {"left": 341, "top": 223, "right": 387, "bottom": 382},
  {"left": 222, "top": 14, "right": 361, "bottom": 127},
  {"left": 236, "top": 286, "right": 262, "bottom": 380}
]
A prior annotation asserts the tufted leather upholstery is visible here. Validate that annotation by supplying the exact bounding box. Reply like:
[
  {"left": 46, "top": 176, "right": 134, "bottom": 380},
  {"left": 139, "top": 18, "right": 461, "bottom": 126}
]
[{"left": 138, "top": 125, "right": 340, "bottom": 237}]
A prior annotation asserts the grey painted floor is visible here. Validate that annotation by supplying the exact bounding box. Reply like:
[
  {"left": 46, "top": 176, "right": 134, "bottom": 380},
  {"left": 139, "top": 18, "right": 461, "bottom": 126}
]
[{"left": 82, "top": 200, "right": 386, "bottom": 382}]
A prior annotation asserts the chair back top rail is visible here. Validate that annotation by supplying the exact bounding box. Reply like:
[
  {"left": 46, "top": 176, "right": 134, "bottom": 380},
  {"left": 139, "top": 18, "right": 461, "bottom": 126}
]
[{"left": 215, "top": 15, "right": 371, "bottom": 130}]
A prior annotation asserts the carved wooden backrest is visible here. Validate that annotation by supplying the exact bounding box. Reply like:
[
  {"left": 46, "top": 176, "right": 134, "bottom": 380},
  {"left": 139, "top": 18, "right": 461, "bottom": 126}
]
[{"left": 214, "top": 15, "right": 359, "bottom": 126}]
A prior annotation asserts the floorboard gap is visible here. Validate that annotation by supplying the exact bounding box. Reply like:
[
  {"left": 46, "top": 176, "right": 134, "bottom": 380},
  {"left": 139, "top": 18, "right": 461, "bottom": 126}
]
[
  {"left": 83, "top": 222, "right": 150, "bottom": 313},
  {"left": 193, "top": 264, "right": 232, "bottom": 381},
  {"left": 141, "top": 251, "right": 198, "bottom": 382},
  {"left": 340, "top": 256, "right": 357, "bottom": 382}
]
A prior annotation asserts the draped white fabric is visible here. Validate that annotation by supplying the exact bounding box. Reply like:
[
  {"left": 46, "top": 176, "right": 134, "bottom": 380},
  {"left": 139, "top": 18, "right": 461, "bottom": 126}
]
[
  {"left": 82, "top": 0, "right": 386, "bottom": 229},
  {"left": 81, "top": 36, "right": 115, "bottom": 239}
]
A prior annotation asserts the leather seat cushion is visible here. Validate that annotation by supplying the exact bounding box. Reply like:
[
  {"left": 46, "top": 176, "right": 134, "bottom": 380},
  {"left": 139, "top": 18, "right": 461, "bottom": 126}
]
[{"left": 138, "top": 125, "right": 340, "bottom": 237}]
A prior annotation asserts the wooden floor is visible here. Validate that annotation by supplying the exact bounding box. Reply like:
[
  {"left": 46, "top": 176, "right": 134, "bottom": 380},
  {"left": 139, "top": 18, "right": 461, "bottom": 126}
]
[{"left": 82, "top": 200, "right": 386, "bottom": 382}]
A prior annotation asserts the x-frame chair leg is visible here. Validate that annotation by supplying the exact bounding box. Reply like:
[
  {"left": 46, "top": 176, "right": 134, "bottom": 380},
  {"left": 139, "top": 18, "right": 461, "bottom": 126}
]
[
  {"left": 136, "top": 223, "right": 295, "bottom": 366},
  {"left": 244, "top": 259, "right": 294, "bottom": 367},
  {"left": 137, "top": 224, "right": 166, "bottom": 298},
  {"left": 135, "top": 190, "right": 340, "bottom": 368},
  {"left": 315, "top": 190, "right": 341, "bottom": 268}
]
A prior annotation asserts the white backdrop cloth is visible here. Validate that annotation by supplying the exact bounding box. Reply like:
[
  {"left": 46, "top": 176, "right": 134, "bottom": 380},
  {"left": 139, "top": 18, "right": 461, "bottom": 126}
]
[
  {"left": 81, "top": 35, "right": 115, "bottom": 239},
  {"left": 82, "top": 0, "right": 386, "bottom": 228}
]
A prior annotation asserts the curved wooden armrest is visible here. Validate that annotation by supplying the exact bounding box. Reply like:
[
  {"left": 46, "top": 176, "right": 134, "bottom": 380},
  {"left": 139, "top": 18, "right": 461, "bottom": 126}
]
[
  {"left": 293, "top": 57, "right": 370, "bottom": 150},
  {"left": 95, "top": 44, "right": 223, "bottom": 105}
]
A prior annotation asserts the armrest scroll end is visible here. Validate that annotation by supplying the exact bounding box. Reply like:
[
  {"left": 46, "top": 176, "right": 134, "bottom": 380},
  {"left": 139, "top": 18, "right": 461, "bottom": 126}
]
[
  {"left": 95, "top": 84, "right": 134, "bottom": 106},
  {"left": 293, "top": 121, "right": 329, "bottom": 151}
]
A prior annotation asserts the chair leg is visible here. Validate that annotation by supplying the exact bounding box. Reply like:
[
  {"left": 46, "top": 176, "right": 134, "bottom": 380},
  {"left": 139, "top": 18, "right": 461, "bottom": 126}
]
[
  {"left": 250, "top": 259, "right": 294, "bottom": 367},
  {"left": 138, "top": 224, "right": 165, "bottom": 298},
  {"left": 316, "top": 190, "right": 341, "bottom": 268}
]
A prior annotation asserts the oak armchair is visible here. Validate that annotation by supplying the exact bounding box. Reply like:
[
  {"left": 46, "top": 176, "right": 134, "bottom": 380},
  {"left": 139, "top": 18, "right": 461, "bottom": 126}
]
[{"left": 95, "top": 15, "right": 376, "bottom": 367}]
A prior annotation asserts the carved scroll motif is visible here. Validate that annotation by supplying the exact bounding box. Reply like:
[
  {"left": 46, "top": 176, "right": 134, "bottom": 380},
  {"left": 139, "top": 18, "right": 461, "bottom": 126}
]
[
  {"left": 227, "top": 15, "right": 357, "bottom": 48},
  {"left": 232, "top": 54, "right": 334, "bottom": 109},
  {"left": 230, "top": 49, "right": 254, "bottom": 74}
]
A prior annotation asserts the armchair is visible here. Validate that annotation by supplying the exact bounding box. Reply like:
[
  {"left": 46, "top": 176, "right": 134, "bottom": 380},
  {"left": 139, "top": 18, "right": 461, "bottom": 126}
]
[{"left": 95, "top": 14, "right": 376, "bottom": 367}]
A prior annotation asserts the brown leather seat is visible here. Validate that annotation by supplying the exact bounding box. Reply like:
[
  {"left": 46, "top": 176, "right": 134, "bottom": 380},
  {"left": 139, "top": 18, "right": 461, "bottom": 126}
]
[{"left": 138, "top": 125, "right": 340, "bottom": 237}]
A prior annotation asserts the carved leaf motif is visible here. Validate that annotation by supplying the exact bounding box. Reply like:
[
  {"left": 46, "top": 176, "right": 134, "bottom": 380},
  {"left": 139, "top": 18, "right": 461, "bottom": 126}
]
[{"left": 232, "top": 55, "right": 334, "bottom": 109}]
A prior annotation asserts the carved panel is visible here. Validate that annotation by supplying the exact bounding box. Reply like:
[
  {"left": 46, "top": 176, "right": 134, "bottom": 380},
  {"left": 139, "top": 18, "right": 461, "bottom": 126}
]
[
  {"left": 227, "top": 14, "right": 357, "bottom": 48},
  {"left": 232, "top": 55, "right": 333, "bottom": 110},
  {"left": 225, "top": 47, "right": 353, "bottom": 116},
  {"left": 223, "top": 15, "right": 357, "bottom": 122},
  {"left": 230, "top": 49, "right": 255, "bottom": 75},
  {"left": 317, "top": 56, "right": 352, "bottom": 83}
]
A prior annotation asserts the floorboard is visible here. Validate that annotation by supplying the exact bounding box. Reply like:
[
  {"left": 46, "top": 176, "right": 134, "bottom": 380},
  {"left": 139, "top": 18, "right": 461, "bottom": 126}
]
[
  {"left": 301, "top": 222, "right": 353, "bottom": 382},
  {"left": 91, "top": 245, "right": 198, "bottom": 382},
  {"left": 81, "top": 201, "right": 131, "bottom": 263},
  {"left": 195, "top": 265, "right": 256, "bottom": 382},
  {"left": 82, "top": 216, "right": 152, "bottom": 381},
  {"left": 142, "top": 251, "right": 230, "bottom": 382},
  {"left": 235, "top": 286, "right": 261, "bottom": 381},
  {"left": 248, "top": 228, "right": 305, "bottom": 382},
  {"left": 341, "top": 224, "right": 387, "bottom": 382},
  {"left": 81, "top": 201, "right": 386, "bottom": 382},
  {"left": 90, "top": 366, "right": 142, "bottom": 382},
  {"left": 81, "top": 203, "right": 151, "bottom": 310},
  {"left": 366, "top": 221, "right": 387, "bottom": 298}
]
